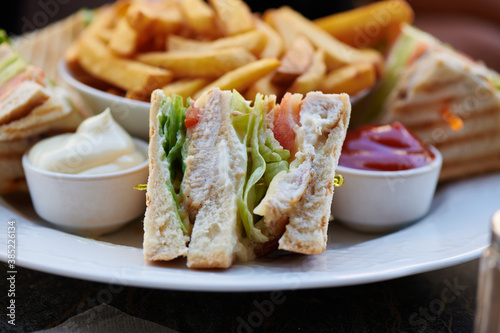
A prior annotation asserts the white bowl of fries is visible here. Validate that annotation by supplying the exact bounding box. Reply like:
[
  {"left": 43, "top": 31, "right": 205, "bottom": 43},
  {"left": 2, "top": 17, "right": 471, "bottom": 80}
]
[
  {"left": 58, "top": 0, "right": 411, "bottom": 139},
  {"left": 58, "top": 59, "right": 151, "bottom": 140}
]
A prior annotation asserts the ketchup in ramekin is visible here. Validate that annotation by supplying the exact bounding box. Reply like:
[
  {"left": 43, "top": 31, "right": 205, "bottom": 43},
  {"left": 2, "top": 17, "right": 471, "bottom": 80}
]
[{"left": 339, "top": 122, "right": 435, "bottom": 171}]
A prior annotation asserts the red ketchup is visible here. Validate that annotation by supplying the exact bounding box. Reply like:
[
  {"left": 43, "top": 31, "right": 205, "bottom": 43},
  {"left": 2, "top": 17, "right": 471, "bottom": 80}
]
[{"left": 339, "top": 122, "right": 435, "bottom": 171}]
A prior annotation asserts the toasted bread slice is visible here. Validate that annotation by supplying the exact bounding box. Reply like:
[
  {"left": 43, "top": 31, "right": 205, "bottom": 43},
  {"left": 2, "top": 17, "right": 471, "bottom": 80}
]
[
  {"left": 0, "top": 81, "right": 49, "bottom": 126},
  {"left": 182, "top": 88, "right": 247, "bottom": 268}
]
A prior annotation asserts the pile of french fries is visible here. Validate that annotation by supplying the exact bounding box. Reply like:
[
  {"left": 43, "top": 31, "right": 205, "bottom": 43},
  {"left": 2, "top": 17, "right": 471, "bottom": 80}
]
[{"left": 65, "top": 0, "right": 413, "bottom": 102}]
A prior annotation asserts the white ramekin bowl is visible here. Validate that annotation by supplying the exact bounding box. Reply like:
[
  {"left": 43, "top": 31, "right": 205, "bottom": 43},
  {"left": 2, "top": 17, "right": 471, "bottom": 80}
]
[
  {"left": 22, "top": 138, "right": 149, "bottom": 236},
  {"left": 58, "top": 59, "right": 151, "bottom": 141},
  {"left": 331, "top": 145, "right": 442, "bottom": 233}
]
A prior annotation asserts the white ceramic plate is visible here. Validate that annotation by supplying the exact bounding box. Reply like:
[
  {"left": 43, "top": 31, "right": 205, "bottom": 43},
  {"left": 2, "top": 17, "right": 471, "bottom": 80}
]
[{"left": 1, "top": 172, "right": 499, "bottom": 292}]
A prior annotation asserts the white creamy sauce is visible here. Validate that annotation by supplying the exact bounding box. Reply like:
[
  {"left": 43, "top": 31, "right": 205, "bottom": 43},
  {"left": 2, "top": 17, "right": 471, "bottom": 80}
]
[{"left": 29, "top": 109, "right": 144, "bottom": 174}]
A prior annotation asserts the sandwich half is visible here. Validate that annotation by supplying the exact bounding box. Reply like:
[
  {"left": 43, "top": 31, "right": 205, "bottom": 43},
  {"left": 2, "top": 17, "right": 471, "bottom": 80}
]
[
  {"left": 143, "top": 88, "right": 351, "bottom": 268},
  {"left": 0, "top": 35, "right": 83, "bottom": 194},
  {"left": 369, "top": 24, "right": 500, "bottom": 181}
]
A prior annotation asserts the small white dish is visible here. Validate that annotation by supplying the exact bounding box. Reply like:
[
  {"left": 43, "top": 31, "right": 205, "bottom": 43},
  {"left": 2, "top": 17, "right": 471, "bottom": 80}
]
[
  {"left": 22, "top": 138, "right": 149, "bottom": 237},
  {"left": 331, "top": 145, "right": 442, "bottom": 233},
  {"left": 58, "top": 59, "right": 150, "bottom": 140}
]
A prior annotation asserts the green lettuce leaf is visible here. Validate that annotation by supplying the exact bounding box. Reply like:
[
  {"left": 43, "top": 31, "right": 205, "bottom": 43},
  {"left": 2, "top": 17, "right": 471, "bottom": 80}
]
[
  {"left": 0, "top": 31, "right": 28, "bottom": 86},
  {"left": 360, "top": 24, "right": 438, "bottom": 124},
  {"left": 158, "top": 94, "right": 189, "bottom": 234},
  {"left": 230, "top": 91, "right": 265, "bottom": 242},
  {"left": 159, "top": 95, "right": 187, "bottom": 188},
  {"left": 0, "top": 30, "right": 10, "bottom": 45},
  {"left": 233, "top": 92, "right": 290, "bottom": 242},
  {"left": 259, "top": 131, "right": 289, "bottom": 185}
]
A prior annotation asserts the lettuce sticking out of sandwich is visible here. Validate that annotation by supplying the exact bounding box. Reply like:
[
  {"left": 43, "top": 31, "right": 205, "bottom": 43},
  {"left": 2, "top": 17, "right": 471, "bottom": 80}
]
[
  {"left": 156, "top": 95, "right": 190, "bottom": 234},
  {"left": 360, "top": 24, "right": 439, "bottom": 124},
  {"left": 143, "top": 88, "right": 351, "bottom": 269}
]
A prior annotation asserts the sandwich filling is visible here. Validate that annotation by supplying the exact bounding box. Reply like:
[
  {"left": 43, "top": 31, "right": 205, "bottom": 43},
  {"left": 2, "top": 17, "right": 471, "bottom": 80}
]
[
  {"left": 156, "top": 94, "right": 190, "bottom": 234},
  {"left": 156, "top": 90, "right": 291, "bottom": 244},
  {"left": 145, "top": 88, "right": 351, "bottom": 265}
]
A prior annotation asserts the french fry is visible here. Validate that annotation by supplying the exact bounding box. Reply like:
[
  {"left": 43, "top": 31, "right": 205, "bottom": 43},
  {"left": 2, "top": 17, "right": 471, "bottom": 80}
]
[
  {"left": 161, "top": 78, "right": 210, "bottom": 100},
  {"left": 68, "top": 0, "right": 387, "bottom": 106},
  {"left": 113, "top": 0, "right": 132, "bottom": 18},
  {"left": 319, "top": 62, "right": 376, "bottom": 96},
  {"left": 262, "top": 9, "right": 296, "bottom": 47},
  {"left": 253, "top": 17, "right": 284, "bottom": 59},
  {"left": 360, "top": 48, "right": 385, "bottom": 76},
  {"left": 126, "top": 1, "right": 182, "bottom": 35},
  {"left": 272, "top": 35, "right": 314, "bottom": 85},
  {"left": 96, "top": 28, "right": 113, "bottom": 43},
  {"left": 167, "top": 30, "right": 267, "bottom": 56},
  {"left": 267, "top": 7, "right": 380, "bottom": 70},
  {"left": 244, "top": 74, "right": 284, "bottom": 101},
  {"left": 314, "top": 0, "right": 414, "bottom": 48},
  {"left": 83, "top": 6, "right": 117, "bottom": 42},
  {"left": 178, "top": 0, "right": 217, "bottom": 36},
  {"left": 289, "top": 49, "right": 326, "bottom": 94},
  {"left": 108, "top": 17, "right": 140, "bottom": 56},
  {"left": 194, "top": 58, "right": 281, "bottom": 99},
  {"left": 77, "top": 34, "right": 173, "bottom": 94},
  {"left": 137, "top": 47, "right": 256, "bottom": 78},
  {"left": 209, "top": 0, "right": 254, "bottom": 36}
]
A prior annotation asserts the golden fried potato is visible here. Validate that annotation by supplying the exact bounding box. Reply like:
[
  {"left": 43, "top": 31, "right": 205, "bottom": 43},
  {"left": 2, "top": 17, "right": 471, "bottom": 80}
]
[
  {"left": 289, "top": 49, "right": 326, "bottom": 94},
  {"left": 359, "top": 48, "right": 385, "bottom": 76},
  {"left": 194, "top": 58, "right": 281, "bottom": 99},
  {"left": 272, "top": 35, "right": 314, "bottom": 85},
  {"left": 80, "top": 5, "right": 116, "bottom": 43},
  {"left": 161, "top": 78, "right": 210, "bottom": 100},
  {"left": 254, "top": 17, "right": 284, "bottom": 59},
  {"left": 108, "top": 17, "right": 140, "bottom": 56},
  {"left": 126, "top": 1, "right": 182, "bottom": 35},
  {"left": 319, "top": 62, "right": 376, "bottom": 96},
  {"left": 314, "top": 0, "right": 414, "bottom": 48},
  {"left": 178, "top": 0, "right": 217, "bottom": 36},
  {"left": 266, "top": 7, "right": 381, "bottom": 70},
  {"left": 137, "top": 47, "right": 256, "bottom": 78},
  {"left": 78, "top": 34, "right": 173, "bottom": 94},
  {"left": 245, "top": 74, "right": 284, "bottom": 101},
  {"left": 262, "top": 9, "right": 296, "bottom": 47},
  {"left": 209, "top": 0, "right": 254, "bottom": 36},
  {"left": 167, "top": 30, "right": 267, "bottom": 56}
]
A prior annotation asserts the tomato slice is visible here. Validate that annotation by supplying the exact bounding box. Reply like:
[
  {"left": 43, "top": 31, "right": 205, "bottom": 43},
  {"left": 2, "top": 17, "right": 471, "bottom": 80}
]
[
  {"left": 0, "top": 66, "right": 45, "bottom": 100},
  {"left": 273, "top": 106, "right": 295, "bottom": 152},
  {"left": 407, "top": 42, "right": 429, "bottom": 66},
  {"left": 184, "top": 106, "right": 200, "bottom": 129},
  {"left": 272, "top": 93, "right": 302, "bottom": 152}
]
